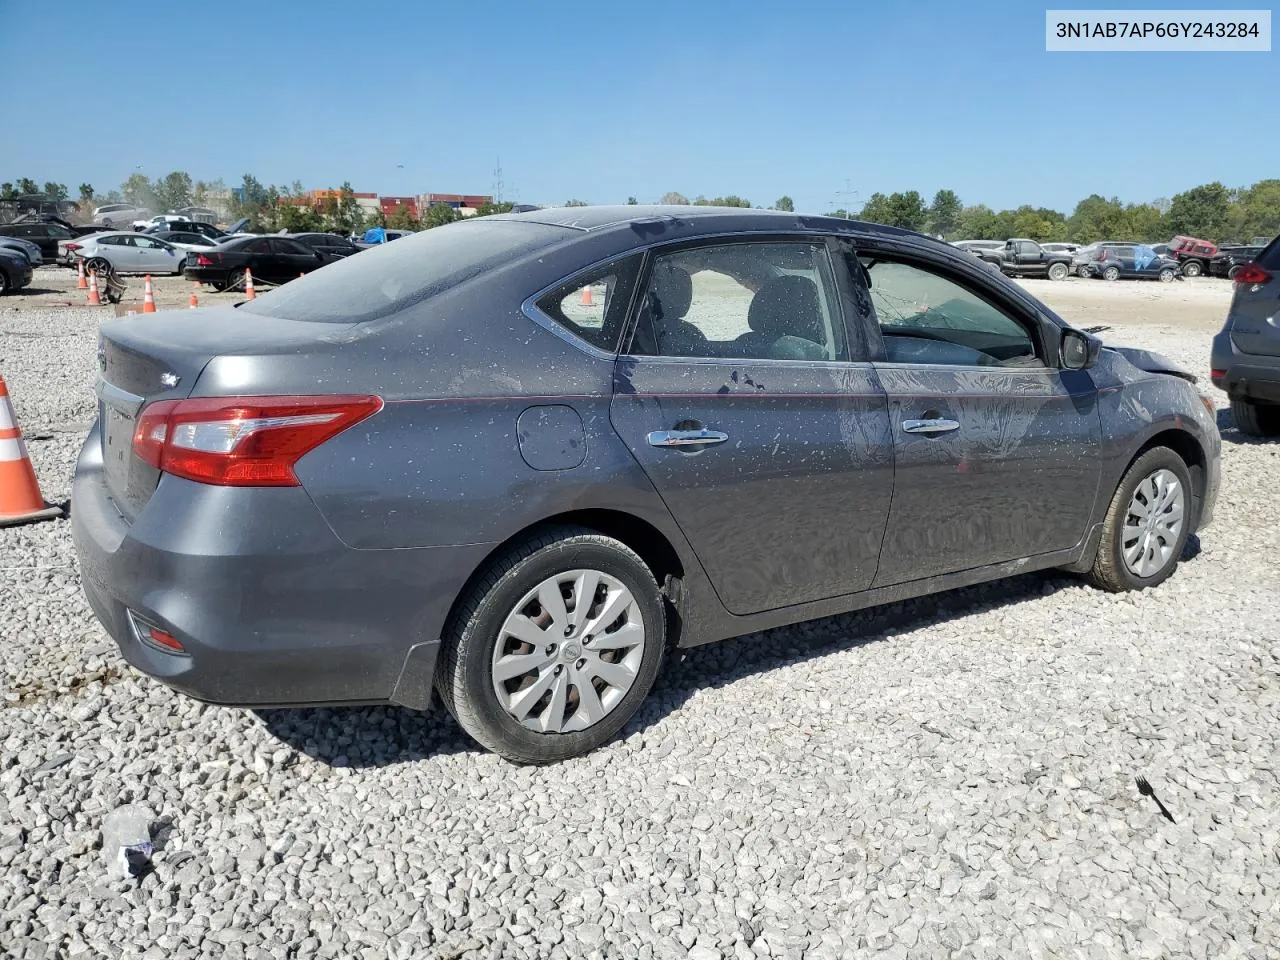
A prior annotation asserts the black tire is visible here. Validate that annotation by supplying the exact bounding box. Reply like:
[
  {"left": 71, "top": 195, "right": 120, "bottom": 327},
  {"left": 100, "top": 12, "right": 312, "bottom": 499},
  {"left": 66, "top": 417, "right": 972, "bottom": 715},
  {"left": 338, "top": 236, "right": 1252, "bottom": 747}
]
[
  {"left": 1077, "top": 264, "right": 1091, "bottom": 278},
  {"left": 436, "top": 526, "right": 667, "bottom": 763},
  {"left": 1087, "top": 447, "right": 1193, "bottom": 592},
  {"left": 1230, "top": 396, "right": 1280, "bottom": 437},
  {"left": 1227, "top": 264, "right": 1243, "bottom": 281},
  {"left": 1047, "top": 262, "right": 1069, "bottom": 281},
  {"left": 0, "top": 270, "right": 9, "bottom": 295},
  {"left": 1182, "top": 259, "right": 1202, "bottom": 278},
  {"left": 100, "top": 218, "right": 113, "bottom": 229},
  {"left": 1158, "top": 268, "right": 1176, "bottom": 283},
  {"left": 86, "top": 257, "right": 111, "bottom": 276},
  {"left": 226, "top": 267, "right": 246, "bottom": 291},
  {"left": 1103, "top": 266, "right": 1120, "bottom": 281}
]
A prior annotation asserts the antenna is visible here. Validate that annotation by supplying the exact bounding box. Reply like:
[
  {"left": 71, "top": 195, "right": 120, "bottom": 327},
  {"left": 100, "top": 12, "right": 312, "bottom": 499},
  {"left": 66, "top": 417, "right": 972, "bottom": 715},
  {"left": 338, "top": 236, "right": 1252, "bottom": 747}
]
[
  {"left": 833, "top": 178, "right": 860, "bottom": 216},
  {"left": 492, "top": 159, "right": 504, "bottom": 204}
]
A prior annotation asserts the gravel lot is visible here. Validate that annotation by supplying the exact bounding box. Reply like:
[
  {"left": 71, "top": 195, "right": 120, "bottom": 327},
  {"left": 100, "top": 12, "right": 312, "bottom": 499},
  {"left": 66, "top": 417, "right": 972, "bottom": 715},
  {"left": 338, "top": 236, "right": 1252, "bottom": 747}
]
[{"left": 2, "top": 266, "right": 1278, "bottom": 959}]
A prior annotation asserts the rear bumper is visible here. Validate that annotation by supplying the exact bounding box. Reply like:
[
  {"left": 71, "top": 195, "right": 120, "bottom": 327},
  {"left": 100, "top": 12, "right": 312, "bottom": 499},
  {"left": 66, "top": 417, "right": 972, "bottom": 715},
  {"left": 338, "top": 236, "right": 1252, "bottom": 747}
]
[
  {"left": 183, "top": 267, "right": 228, "bottom": 285},
  {"left": 1210, "top": 330, "right": 1280, "bottom": 402},
  {"left": 70, "top": 422, "right": 494, "bottom": 709}
]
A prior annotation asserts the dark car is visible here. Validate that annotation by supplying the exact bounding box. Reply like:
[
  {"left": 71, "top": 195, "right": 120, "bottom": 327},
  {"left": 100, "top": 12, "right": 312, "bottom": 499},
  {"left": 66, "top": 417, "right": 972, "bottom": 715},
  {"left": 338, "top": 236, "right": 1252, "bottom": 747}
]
[
  {"left": 182, "top": 235, "right": 325, "bottom": 290},
  {"left": 287, "top": 231, "right": 362, "bottom": 262},
  {"left": 976, "top": 239, "right": 1073, "bottom": 280},
  {"left": 1085, "top": 245, "right": 1183, "bottom": 282},
  {"left": 144, "top": 220, "right": 227, "bottom": 242},
  {"left": 1169, "top": 235, "right": 1218, "bottom": 277},
  {"left": 0, "top": 220, "right": 77, "bottom": 260},
  {"left": 73, "top": 207, "right": 1221, "bottom": 763},
  {"left": 1210, "top": 235, "right": 1280, "bottom": 435},
  {"left": 0, "top": 247, "right": 35, "bottom": 294},
  {"left": 1209, "top": 245, "right": 1265, "bottom": 279}
]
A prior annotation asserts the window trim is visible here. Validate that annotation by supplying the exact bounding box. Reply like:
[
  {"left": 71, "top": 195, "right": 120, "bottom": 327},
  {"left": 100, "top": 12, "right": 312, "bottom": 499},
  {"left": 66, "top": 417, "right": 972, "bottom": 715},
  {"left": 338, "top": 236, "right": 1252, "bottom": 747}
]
[
  {"left": 848, "top": 241, "right": 1057, "bottom": 371},
  {"left": 521, "top": 250, "right": 647, "bottom": 360},
  {"left": 618, "top": 234, "right": 852, "bottom": 364}
]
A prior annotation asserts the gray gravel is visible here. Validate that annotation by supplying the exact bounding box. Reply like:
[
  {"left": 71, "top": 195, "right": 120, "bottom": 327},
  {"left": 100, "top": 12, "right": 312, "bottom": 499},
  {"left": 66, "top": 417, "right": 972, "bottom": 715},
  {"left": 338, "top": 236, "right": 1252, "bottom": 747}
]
[{"left": 3, "top": 268, "right": 1279, "bottom": 959}]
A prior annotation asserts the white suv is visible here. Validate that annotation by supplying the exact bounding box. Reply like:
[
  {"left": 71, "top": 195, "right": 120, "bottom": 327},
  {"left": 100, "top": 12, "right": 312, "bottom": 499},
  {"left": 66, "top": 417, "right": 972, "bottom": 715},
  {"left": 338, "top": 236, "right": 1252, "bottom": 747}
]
[{"left": 92, "top": 203, "right": 151, "bottom": 229}]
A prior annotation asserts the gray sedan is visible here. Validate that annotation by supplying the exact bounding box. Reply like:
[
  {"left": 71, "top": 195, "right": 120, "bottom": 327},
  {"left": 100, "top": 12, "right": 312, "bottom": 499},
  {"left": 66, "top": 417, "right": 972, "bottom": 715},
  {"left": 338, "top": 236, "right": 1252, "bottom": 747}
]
[
  {"left": 0, "top": 235, "right": 43, "bottom": 266},
  {"left": 72, "top": 207, "right": 1221, "bottom": 762},
  {"left": 68, "top": 231, "right": 186, "bottom": 276}
]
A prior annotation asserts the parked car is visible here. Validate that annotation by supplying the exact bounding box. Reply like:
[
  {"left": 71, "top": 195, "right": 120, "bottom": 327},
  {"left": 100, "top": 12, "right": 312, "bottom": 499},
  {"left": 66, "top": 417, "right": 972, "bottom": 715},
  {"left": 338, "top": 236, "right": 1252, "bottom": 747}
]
[
  {"left": 144, "top": 220, "right": 227, "bottom": 242},
  {"left": 152, "top": 230, "right": 221, "bottom": 253},
  {"left": 0, "top": 219, "right": 77, "bottom": 260},
  {"left": 182, "top": 235, "right": 326, "bottom": 289},
  {"left": 976, "top": 238, "right": 1074, "bottom": 279},
  {"left": 1209, "top": 245, "right": 1265, "bottom": 279},
  {"left": 0, "top": 246, "right": 34, "bottom": 294},
  {"left": 950, "top": 240, "right": 1005, "bottom": 255},
  {"left": 92, "top": 203, "right": 151, "bottom": 229},
  {"left": 1040, "top": 242, "right": 1079, "bottom": 254},
  {"left": 72, "top": 206, "right": 1222, "bottom": 762},
  {"left": 173, "top": 206, "right": 218, "bottom": 225},
  {"left": 1071, "top": 241, "right": 1140, "bottom": 277},
  {"left": 1084, "top": 245, "right": 1182, "bottom": 282},
  {"left": 287, "top": 232, "right": 363, "bottom": 261},
  {"left": 65, "top": 232, "right": 186, "bottom": 276},
  {"left": 133, "top": 213, "right": 199, "bottom": 232},
  {"left": 1210, "top": 235, "right": 1280, "bottom": 436},
  {"left": 1169, "top": 235, "right": 1218, "bottom": 277},
  {"left": 11, "top": 194, "right": 79, "bottom": 219},
  {"left": 0, "top": 235, "right": 43, "bottom": 266},
  {"left": 354, "top": 227, "right": 415, "bottom": 248}
]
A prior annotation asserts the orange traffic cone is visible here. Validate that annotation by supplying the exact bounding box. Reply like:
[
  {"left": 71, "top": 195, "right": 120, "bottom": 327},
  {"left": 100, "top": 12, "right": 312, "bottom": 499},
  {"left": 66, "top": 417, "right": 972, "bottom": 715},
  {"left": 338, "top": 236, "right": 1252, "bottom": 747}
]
[
  {"left": 244, "top": 267, "right": 256, "bottom": 300},
  {"left": 189, "top": 283, "right": 199, "bottom": 309},
  {"left": 580, "top": 284, "right": 593, "bottom": 306},
  {"left": 86, "top": 271, "right": 101, "bottom": 306},
  {"left": 76, "top": 259, "right": 87, "bottom": 290},
  {"left": 142, "top": 275, "right": 156, "bottom": 313},
  {"left": 0, "top": 376, "right": 63, "bottom": 527}
]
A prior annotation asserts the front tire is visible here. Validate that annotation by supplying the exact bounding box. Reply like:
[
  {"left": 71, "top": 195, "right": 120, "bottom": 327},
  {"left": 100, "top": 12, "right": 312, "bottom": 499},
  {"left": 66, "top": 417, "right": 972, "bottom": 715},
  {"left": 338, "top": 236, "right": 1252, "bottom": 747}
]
[
  {"left": 1047, "top": 262, "right": 1068, "bottom": 281},
  {"left": 1231, "top": 396, "right": 1280, "bottom": 437},
  {"left": 1158, "top": 267, "right": 1176, "bottom": 283},
  {"left": 1087, "top": 447, "right": 1193, "bottom": 592},
  {"left": 437, "top": 527, "right": 667, "bottom": 763},
  {"left": 1182, "top": 259, "right": 1202, "bottom": 278}
]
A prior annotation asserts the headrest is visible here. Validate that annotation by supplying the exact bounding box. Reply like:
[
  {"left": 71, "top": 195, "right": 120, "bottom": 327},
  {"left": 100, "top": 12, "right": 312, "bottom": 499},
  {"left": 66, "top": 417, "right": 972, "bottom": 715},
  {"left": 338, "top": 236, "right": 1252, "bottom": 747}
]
[
  {"left": 649, "top": 263, "right": 693, "bottom": 320},
  {"left": 748, "top": 275, "right": 822, "bottom": 340}
]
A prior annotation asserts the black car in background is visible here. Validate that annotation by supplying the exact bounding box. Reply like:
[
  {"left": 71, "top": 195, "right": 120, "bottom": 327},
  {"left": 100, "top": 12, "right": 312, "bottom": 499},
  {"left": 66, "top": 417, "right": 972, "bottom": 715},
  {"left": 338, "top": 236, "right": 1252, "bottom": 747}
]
[
  {"left": 182, "top": 235, "right": 326, "bottom": 290},
  {"left": 1086, "top": 245, "right": 1182, "bottom": 282},
  {"left": 143, "top": 220, "right": 228, "bottom": 243},
  {"left": 288, "top": 232, "right": 363, "bottom": 262},
  {"left": 1209, "top": 245, "right": 1265, "bottom": 279},
  {"left": 0, "top": 220, "right": 77, "bottom": 260}
]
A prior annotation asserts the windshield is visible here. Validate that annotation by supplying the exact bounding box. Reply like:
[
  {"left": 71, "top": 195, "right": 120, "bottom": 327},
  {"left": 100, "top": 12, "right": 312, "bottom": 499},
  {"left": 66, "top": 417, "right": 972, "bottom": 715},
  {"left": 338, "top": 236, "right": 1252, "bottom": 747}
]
[{"left": 239, "top": 219, "right": 570, "bottom": 323}]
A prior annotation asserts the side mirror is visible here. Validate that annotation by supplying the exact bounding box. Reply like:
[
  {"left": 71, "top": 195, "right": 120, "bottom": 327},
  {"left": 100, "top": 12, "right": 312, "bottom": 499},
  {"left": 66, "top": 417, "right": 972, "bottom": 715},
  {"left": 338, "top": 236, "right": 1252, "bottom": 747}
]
[{"left": 1061, "top": 328, "right": 1102, "bottom": 370}]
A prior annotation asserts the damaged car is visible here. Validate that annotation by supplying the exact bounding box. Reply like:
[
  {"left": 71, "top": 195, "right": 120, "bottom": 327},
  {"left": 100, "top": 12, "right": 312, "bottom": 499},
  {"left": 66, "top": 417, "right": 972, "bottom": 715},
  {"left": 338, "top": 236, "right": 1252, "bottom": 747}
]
[{"left": 73, "top": 206, "right": 1221, "bottom": 762}]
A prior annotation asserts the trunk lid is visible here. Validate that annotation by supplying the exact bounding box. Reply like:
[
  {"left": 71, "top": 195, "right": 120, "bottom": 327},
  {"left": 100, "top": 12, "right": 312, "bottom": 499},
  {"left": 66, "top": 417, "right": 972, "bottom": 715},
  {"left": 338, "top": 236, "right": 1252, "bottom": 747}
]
[
  {"left": 96, "top": 305, "right": 357, "bottom": 520},
  {"left": 1228, "top": 241, "right": 1280, "bottom": 357}
]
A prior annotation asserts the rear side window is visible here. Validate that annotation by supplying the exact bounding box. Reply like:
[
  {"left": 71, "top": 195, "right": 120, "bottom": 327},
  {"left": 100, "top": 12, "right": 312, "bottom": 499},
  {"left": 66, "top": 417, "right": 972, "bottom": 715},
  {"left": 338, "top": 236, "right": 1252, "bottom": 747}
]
[
  {"left": 241, "top": 220, "right": 571, "bottom": 324},
  {"left": 533, "top": 254, "right": 643, "bottom": 353},
  {"left": 1257, "top": 236, "right": 1280, "bottom": 270}
]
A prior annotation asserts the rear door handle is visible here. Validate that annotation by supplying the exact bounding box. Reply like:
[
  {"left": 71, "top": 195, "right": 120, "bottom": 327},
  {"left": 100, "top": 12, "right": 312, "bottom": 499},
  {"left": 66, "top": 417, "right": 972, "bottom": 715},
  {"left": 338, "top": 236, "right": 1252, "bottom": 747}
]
[
  {"left": 647, "top": 429, "right": 729, "bottom": 447},
  {"left": 902, "top": 418, "right": 960, "bottom": 435}
]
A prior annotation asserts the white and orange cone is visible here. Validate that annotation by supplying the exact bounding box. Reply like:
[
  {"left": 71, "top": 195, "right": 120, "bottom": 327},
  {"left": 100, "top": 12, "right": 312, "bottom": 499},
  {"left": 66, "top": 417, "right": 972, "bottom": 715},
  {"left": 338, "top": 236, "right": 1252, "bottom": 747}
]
[
  {"left": 142, "top": 275, "right": 157, "bottom": 313},
  {"left": 580, "top": 284, "right": 593, "bottom": 306},
  {"left": 86, "top": 271, "right": 101, "bottom": 306},
  {"left": 0, "top": 375, "right": 63, "bottom": 527},
  {"left": 244, "top": 267, "right": 256, "bottom": 300},
  {"left": 76, "top": 259, "right": 88, "bottom": 290},
  {"left": 189, "top": 282, "right": 199, "bottom": 309}
]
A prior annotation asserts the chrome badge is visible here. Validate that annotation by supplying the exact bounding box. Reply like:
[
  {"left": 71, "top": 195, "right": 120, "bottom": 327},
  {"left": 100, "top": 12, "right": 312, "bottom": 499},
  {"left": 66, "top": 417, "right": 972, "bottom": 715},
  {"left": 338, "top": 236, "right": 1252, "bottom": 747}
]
[{"left": 160, "top": 372, "right": 180, "bottom": 389}]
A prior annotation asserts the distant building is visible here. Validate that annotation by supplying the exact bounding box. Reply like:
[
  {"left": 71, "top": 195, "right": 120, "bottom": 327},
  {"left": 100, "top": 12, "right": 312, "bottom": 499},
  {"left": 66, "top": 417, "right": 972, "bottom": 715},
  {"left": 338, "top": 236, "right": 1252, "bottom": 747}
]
[
  {"left": 380, "top": 196, "right": 420, "bottom": 218},
  {"left": 424, "top": 193, "right": 493, "bottom": 217}
]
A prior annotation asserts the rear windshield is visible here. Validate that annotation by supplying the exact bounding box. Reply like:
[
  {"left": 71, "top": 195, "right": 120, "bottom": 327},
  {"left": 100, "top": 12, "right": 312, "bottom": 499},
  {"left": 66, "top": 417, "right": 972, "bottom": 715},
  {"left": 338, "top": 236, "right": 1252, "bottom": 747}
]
[
  {"left": 239, "top": 220, "right": 570, "bottom": 323},
  {"left": 1257, "top": 236, "right": 1280, "bottom": 270}
]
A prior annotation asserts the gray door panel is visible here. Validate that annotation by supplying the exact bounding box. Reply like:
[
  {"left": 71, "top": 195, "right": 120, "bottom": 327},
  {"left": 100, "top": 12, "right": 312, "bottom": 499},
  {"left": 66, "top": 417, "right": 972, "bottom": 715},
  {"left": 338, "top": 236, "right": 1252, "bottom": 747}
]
[
  {"left": 611, "top": 359, "right": 895, "bottom": 614},
  {"left": 872, "top": 365, "right": 1101, "bottom": 585}
]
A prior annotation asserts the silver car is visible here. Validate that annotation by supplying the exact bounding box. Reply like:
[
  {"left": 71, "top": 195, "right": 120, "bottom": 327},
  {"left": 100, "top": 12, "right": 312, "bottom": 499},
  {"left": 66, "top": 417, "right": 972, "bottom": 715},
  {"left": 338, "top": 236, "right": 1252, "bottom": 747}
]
[
  {"left": 92, "top": 203, "right": 152, "bottom": 229},
  {"left": 70, "top": 231, "right": 186, "bottom": 276}
]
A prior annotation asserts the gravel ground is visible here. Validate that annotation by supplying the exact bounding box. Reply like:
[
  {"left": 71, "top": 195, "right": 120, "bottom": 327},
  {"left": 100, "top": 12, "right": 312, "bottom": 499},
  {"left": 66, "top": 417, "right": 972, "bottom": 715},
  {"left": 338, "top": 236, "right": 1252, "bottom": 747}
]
[{"left": 2, "top": 266, "right": 1278, "bottom": 959}]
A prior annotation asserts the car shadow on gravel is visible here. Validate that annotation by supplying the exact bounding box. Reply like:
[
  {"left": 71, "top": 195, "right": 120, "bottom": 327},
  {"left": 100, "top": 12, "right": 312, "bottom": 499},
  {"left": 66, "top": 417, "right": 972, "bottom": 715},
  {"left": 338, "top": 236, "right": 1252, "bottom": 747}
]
[
  {"left": 1216, "top": 407, "right": 1277, "bottom": 445},
  {"left": 257, "top": 704, "right": 478, "bottom": 767}
]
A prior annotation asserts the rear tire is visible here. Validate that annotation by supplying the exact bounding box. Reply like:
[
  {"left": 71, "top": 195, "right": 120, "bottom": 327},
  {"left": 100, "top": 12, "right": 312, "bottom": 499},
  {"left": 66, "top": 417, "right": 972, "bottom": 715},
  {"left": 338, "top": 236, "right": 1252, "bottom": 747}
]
[
  {"left": 1103, "top": 266, "right": 1120, "bottom": 281},
  {"left": 1087, "top": 447, "right": 1193, "bottom": 592},
  {"left": 1077, "top": 264, "right": 1091, "bottom": 278},
  {"left": 1227, "top": 264, "right": 1243, "bottom": 280},
  {"left": 1048, "top": 262, "right": 1068, "bottom": 281},
  {"left": 1230, "top": 396, "right": 1280, "bottom": 437},
  {"left": 436, "top": 527, "right": 667, "bottom": 763},
  {"left": 226, "top": 267, "right": 246, "bottom": 291},
  {"left": 1182, "top": 259, "right": 1203, "bottom": 278},
  {"left": 1158, "top": 268, "right": 1176, "bottom": 283},
  {"left": 0, "top": 271, "right": 9, "bottom": 295}
]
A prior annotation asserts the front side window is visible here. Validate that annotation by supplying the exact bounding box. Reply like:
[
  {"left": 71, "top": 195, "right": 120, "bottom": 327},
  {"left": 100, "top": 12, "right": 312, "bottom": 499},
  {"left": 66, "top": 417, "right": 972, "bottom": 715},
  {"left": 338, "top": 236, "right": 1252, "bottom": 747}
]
[
  {"left": 860, "top": 257, "right": 1042, "bottom": 368},
  {"left": 628, "top": 241, "right": 845, "bottom": 361}
]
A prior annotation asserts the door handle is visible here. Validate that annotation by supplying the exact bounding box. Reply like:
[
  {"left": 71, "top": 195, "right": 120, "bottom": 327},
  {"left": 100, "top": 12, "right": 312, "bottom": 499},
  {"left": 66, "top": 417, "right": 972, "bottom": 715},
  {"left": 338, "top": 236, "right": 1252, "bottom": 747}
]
[
  {"left": 647, "top": 428, "right": 729, "bottom": 447},
  {"left": 902, "top": 418, "right": 960, "bottom": 435}
]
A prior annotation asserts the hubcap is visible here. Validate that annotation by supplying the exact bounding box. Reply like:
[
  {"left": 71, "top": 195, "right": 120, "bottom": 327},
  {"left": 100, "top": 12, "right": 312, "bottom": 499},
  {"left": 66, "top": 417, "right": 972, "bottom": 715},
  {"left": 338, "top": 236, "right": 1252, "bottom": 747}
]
[
  {"left": 1122, "top": 469, "right": 1185, "bottom": 578},
  {"left": 491, "top": 569, "right": 645, "bottom": 733}
]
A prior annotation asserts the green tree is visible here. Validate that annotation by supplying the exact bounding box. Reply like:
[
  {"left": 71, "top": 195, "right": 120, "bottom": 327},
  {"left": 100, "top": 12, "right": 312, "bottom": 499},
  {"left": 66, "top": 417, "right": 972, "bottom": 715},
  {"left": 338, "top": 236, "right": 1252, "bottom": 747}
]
[
  {"left": 659, "top": 191, "right": 689, "bottom": 205},
  {"left": 333, "top": 182, "right": 363, "bottom": 233},
  {"left": 423, "top": 203, "right": 460, "bottom": 228},
  {"left": 386, "top": 203, "right": 420, "bottom": 230},
  {"left": 17, "top": 178, "right": 38, "bottom": 195},
  {"left": 1228, "top": 179, "right": 1280, "bottom": 242},
  {"left": 927, "top": 189, "right": 962, "bottom": 238},
  {"left": 78, "top": 183, "right": 95, "bottom": 205},
  {"left": 881, "top": 191, "right": 928, "bottom": 231},
  {"left": 626, "top": 196, "right": 638, "bottom": 205},
  {"left": 826, "top": 208, "right": 851, "bottom": 219},
  {"left": 42, "top": 182, "right": 69, "bottom": 201},
  {"left": 858, "top": 192, "right": 892, "bottom": 225},
  {"left": 564, "top": 199, "right": 588, "bottom": 207},
  {"left": 774, "top": 195, "right": 794, "bottom": 212},
  {"left": 693, "top": 195, "right": 751, "bottom": 207},
  {"left": 1, "top": 183, "right": 17, "bottom": 201},
  {"left": 154, "top": 170, "right": 193, "bottom": 212},
  {"left": 121, "top": 173, "right": 154, "bottom": 208},
  {"left": 474, "top": 200, "right": 516, "bottom": 217},
  {"left": 280, "top": 203, "right": 324, "bottom": 232},
  {"left": 1167, "top": 182, "right": 1231, "bottom": 241},
  {"left": 956, "top": 204, "right": 999, "bottom": 239}
]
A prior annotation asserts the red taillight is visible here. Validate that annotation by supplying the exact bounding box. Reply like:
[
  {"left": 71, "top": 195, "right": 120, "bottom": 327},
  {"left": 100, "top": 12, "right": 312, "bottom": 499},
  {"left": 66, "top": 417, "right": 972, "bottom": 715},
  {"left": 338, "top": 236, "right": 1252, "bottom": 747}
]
[
  {"left": 1233, "top": 263, "right": 1272, "bottom": 285},
  {"left": 1210, "top": 369, "right": 1226, "bottom": 380},
  {"left": 194, "top": 254, "right": 215, "bottom": 266},
  {"left": 132, "top": 395, "right": 383, "bottom": 486},
  {"left": 65, "top": 243, "right": 81, "bottom": 252}
]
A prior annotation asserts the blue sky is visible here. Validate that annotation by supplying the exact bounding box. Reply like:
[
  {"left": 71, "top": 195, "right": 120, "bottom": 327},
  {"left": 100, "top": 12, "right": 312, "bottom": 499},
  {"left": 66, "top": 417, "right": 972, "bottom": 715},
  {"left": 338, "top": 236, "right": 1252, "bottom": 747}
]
[{"left": 1, "top": 0, "right": 1273, "bottom": 214}]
